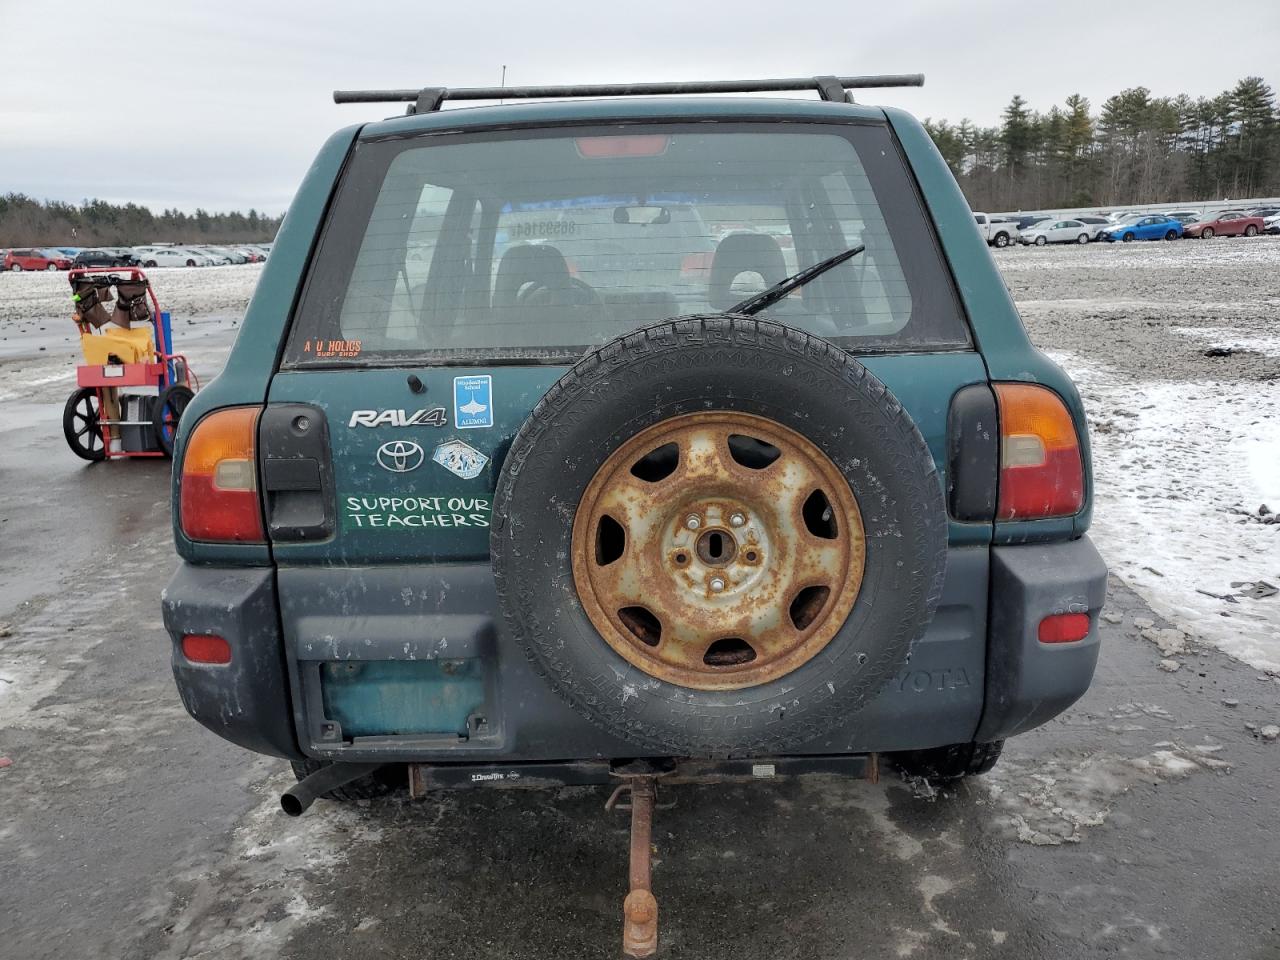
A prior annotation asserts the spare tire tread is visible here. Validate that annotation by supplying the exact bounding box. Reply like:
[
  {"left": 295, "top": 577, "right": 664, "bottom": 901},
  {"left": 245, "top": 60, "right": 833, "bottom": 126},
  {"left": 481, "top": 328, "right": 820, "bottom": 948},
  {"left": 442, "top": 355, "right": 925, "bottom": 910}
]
[{"left": 493, "top": 315, "right": 947, "bottom": 757}]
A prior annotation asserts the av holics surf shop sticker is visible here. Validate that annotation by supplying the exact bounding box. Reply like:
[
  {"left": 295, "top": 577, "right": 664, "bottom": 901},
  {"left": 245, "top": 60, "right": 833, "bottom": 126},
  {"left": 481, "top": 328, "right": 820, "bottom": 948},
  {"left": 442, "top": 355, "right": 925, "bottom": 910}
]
[
  {"left": 433, "top": 439, "right": 489, "bottom": 480},
  {"left": 453, "top": 375, "right": 494, "bottom": 429}
]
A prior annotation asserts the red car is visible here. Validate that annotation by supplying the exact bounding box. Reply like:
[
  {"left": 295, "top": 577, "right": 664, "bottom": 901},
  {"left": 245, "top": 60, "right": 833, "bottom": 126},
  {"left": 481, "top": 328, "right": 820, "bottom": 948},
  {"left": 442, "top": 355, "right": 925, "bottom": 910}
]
[
  {"left": 1183, "top": 211, "right": 1265, "bottom": 239},
  {"left": 4, "top": 248, "right": 73, "bottom": 271}
]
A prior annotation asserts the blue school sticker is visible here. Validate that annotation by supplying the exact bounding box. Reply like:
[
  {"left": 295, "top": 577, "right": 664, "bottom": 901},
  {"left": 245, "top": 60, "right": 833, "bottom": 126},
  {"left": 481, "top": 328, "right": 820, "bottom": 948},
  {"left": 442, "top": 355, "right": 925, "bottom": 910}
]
[{"left": 453, "top": 375, "right": 494, "bottom": 429}]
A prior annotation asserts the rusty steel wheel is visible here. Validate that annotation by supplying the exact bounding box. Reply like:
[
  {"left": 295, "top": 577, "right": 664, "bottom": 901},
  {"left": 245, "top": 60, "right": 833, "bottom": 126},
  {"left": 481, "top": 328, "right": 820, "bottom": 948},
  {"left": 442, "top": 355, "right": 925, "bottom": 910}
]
[
  {"left": 571, "top": 412, "right": 865, "bottom": 690},
  {"left": 493, "top": 315, "right": 947, "bottom": 757}
]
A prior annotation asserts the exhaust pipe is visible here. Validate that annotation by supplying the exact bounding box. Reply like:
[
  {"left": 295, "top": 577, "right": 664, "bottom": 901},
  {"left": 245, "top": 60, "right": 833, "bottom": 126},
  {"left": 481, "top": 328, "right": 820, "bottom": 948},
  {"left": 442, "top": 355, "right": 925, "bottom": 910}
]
[{"left": 281, "top": 762, "right": 384, "bottom": 817}]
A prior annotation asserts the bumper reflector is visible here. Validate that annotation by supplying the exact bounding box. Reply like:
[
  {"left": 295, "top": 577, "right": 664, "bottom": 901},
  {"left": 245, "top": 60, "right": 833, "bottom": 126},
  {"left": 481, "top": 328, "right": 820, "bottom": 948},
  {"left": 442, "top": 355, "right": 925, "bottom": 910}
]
[
  {"left": 1038, "top": 613, "right": 1091, "bottom": 644},
  {"left": 182, "top": 633, "right": 232, "bottom": 664}
]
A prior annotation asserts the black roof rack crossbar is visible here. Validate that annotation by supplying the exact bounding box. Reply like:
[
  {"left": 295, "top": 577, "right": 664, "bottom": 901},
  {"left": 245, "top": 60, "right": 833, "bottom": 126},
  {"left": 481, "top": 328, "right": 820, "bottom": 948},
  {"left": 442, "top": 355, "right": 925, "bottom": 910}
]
[{"left": 333, "top": 74, "right": 924, "bottom": 114}]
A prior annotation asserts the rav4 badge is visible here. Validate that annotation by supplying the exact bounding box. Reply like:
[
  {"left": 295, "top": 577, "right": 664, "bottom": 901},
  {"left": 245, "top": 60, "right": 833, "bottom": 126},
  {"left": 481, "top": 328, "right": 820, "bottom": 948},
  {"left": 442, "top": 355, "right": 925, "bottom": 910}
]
[{"left": 348, "top": 408, "right": 447, "bottom": 428}]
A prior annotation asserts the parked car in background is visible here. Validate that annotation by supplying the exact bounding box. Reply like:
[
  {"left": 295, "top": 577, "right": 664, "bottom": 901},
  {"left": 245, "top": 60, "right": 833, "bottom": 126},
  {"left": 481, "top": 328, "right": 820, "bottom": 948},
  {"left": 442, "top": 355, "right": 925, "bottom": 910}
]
[
  {"left": 1264, "top": 212, "right": 1280, "bottom": 235},
  {"left": 1166, "top": 210, "right": 1201, "bottom": 224},
  {"left": 1247, "top": 206, "right": 1280, "bottom": 220},
  {"left": 1019, "top": 218, "right": 1093, "bottom": 245},
  {"left": 233, "top": 247, "right": 265, "bottom": 263},
  {"left": 1014, "top": 214, "right": 1050, "bottom": 231},
  {"left": 973, "top": 212, "right": 1018, "bottom": 247},
  {"left": 1106, "top": 210, "right": 1142, "bottom": 222},
  {"left": 187, "top": 245, "right": 233, "bottom": 265},
  {"left": 1099, "top": 215, "right": 1183, "bottom": 242},
  {"left": 1073, "top": 215, "right": 1112, "bottom": 239},
  {"left": 71, "top": 248, "right": 138, "bottom": 267},
  {"left": 135, "top": 247, "right": 212, "bottom": 268},
  {"left": 4, "top": 248, "right": 72, "bottom": 271},
  {"left": 1182, "top": 211, "right": 1265, "bottom": 238}
]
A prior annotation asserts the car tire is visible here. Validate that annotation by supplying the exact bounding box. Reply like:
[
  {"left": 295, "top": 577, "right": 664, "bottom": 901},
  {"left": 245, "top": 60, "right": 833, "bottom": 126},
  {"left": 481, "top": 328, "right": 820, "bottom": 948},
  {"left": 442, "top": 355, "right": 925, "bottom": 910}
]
[
  {"left": 46, "top": 262, "right": 59, "bottom": 271},
  {"left": 9, "top": 263, "right": 21, "bottom": 272},
  {"left": 63, "top": 388, "right": 107, "bottom": 462},
  {"left": 185, "top": 259, "right": 196, "bottom": 267},
  {"left": 1076, "top": 234, "right": 1089, "bottom": 244},
  {"left": 1034, "top": 235, "right": 1047, "bottom": 246},
  {"left": 289, "top": 759, "right": 402, "bottom": 802},
  {"left": 1122, "top": 232, "right": 1135, "bottom": 242},
  {"left": 1164, "top": 230, "right": 1178, "bottom": 240},
  {"left": 889, "top": 740, "right": 1004, "bottom": 782},
  {"left": 492, "top": 315, "right": 948, "bottom": 758},
  {"left": 1245, "top": 225, "right": 1258, "bottom": 237},
  {"left": 993, "top": 232, "right": 1009, "bottom": 248},
  {"left": 144, "top": 260, "right": 158, "bottom": 268},
  {"left": 1202, "top": 227, "right": 1214, "bottom": 239}
]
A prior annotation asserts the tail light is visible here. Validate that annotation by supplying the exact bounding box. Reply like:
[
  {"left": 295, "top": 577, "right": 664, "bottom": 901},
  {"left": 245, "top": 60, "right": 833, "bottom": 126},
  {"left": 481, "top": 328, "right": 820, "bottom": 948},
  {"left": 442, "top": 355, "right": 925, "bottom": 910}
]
[
  {"left": 179, "top": 406, "right": 265, "bottom": 542},
  {"left": 575, "top": 134, "right": 671, "bottom": 159},
  {"left": 181, "top": 633, "right": 232, "bottom": 664},
  {"left": 993, "top": 383, "right": 1084, "bottom": 520},
  {"left": 1038, "top": 613, "right": 1091, "bottom": 644}
]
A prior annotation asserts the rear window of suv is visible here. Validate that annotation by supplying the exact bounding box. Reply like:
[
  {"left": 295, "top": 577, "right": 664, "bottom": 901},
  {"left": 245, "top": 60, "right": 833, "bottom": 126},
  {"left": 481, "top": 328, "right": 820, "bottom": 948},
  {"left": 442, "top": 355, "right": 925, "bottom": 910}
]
[{"left": 285, "top": 121, "right": 969, "bottom": 365}]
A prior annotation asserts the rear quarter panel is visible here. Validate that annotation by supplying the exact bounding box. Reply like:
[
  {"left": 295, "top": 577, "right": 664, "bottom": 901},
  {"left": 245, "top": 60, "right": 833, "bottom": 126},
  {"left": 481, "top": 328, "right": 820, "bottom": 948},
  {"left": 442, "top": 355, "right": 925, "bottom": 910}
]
[
  {"left": 884, "top": 107, "right": 1094, "bottom": 541},
  {"left": 171, "top": 124, "right": 363, "bottom": 565}
]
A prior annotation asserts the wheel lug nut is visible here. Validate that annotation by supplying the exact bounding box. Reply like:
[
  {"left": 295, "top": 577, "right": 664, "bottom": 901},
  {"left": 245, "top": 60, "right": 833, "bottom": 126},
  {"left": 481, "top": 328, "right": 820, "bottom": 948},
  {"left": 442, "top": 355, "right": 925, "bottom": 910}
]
[
  {"left": 685, "top": 515, "right": 701, "bottom": 530},
  {"left": 729, "top": 513, "right": 746, "bottom": 528},
  {"left": 709, "top": 577, "right": 726, "bottom": 593}
]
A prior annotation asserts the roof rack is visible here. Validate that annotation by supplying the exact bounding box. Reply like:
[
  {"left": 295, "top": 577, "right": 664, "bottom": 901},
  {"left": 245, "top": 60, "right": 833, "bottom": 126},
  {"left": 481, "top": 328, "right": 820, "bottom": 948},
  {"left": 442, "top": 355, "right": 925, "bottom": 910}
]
[{"left": 333, "top": 74, "right": 924, "bottom": 115}]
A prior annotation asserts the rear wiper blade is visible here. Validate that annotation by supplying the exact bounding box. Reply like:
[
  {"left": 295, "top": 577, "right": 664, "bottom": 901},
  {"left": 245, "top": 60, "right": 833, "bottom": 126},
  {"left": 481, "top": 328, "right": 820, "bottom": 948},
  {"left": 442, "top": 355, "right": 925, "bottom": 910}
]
[{"left": 729, "top": 243, "right": 866, "bottom": 316}]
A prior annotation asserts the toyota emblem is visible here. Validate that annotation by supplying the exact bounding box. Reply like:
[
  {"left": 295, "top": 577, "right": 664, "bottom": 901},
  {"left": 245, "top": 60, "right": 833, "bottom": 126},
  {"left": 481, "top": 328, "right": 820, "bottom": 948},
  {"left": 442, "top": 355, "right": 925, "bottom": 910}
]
[{"left": 376, "top": 440, "right": 425, "bottom": 473}]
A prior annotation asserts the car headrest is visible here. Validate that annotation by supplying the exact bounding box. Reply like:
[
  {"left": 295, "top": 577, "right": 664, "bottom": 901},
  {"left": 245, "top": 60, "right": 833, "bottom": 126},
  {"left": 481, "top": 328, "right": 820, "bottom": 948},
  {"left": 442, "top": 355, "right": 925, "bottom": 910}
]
[
  {"left": 493, "top": 244, "right": 571, "bottom": 309},
  {"left": 708, "top": 233, "right": 787, "bottom": 311}
]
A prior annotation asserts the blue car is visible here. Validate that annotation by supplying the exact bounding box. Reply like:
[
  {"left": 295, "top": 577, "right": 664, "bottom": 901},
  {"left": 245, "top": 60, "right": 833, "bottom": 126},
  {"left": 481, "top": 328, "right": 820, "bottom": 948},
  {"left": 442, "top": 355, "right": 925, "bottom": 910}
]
[{"left": 1100, "top": 215, "right": 1183, "bottom": 242}]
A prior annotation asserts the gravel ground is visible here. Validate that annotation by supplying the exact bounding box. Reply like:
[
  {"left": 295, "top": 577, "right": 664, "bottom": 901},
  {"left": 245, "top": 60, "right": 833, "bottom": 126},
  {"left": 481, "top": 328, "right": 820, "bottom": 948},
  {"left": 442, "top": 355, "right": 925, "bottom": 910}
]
[
  {"left": 1000, "top": 236, "right": 1280, "bottom": 382},
  {"left": 0, "top": 263, "right": 263, "bottom": 329}
]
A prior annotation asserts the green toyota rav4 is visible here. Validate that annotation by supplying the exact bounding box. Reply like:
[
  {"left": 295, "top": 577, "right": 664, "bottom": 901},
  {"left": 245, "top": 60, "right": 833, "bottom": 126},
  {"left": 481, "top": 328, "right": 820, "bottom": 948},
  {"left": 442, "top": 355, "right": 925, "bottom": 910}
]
[{"left": 162, "top": 74, "right": 1105, "bottom": 952}]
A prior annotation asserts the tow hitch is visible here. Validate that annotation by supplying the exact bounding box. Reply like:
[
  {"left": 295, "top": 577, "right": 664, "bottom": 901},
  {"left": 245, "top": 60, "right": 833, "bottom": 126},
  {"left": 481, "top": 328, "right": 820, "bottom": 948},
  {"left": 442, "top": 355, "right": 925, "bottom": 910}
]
[
  {"left": 606, "top": 761, "right": 671, "bottom": 957},
  {"left": 405, "top": 752, "right": 878, "bottom": 956}
]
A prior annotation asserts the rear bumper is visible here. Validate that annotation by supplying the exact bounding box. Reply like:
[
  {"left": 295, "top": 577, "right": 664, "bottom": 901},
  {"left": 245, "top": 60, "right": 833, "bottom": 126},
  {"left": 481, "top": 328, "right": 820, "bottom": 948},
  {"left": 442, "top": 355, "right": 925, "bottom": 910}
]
[
  {"left": 161, "top": 566, "right": 300, "bottom": 760},
  {"left": 975, "top": 536, "right": 1107, "bottom": 741},
  {"left": 161, "top": 537, "right": 1105, "bottom": 765}
]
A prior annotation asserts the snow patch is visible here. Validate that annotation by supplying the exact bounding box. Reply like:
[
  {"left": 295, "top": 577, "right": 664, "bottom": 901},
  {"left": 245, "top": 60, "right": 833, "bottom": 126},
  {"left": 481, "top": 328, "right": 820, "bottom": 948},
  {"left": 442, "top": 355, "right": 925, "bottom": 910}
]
[
  {"left": 142, "top": 770, "right": 384, "bottom": 959},
  {"left": 1052, "top": 351, "right": 1280, "bottom": 671},
  {"left": 985, "top": 743, "right": 1230, "bottom": 846}
]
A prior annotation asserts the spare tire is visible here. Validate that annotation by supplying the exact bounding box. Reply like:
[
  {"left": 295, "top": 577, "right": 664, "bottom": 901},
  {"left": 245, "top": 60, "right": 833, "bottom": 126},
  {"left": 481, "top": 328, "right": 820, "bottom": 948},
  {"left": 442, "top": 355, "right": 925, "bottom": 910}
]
[{"left": 492, "top": 316, "right": 947, "bottom": 756}]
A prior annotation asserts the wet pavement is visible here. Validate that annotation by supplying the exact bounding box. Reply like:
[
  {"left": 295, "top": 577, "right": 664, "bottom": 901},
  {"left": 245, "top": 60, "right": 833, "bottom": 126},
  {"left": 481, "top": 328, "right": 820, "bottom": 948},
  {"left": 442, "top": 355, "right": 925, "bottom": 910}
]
[{"left": 1, "top": 259, "right": 1278, "bottom": 959}]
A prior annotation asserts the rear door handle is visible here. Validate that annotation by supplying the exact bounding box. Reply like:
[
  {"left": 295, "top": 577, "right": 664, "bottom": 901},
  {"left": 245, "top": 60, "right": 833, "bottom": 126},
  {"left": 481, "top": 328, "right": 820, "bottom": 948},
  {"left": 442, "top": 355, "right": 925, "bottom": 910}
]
[{"left": 259, "top": 404, "right": 334, "bottom": 542}]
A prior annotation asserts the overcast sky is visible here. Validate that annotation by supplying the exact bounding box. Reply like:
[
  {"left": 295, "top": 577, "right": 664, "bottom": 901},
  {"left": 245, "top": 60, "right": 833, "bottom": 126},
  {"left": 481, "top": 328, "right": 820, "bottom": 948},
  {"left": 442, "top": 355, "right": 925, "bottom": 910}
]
[{"left": 2, "top": 0, "right": 1276, "bottom": 214}]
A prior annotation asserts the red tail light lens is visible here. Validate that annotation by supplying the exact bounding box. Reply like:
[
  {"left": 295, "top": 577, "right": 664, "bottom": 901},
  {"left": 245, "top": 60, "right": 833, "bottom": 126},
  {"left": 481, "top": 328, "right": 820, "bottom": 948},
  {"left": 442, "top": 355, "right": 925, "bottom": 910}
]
[
  {"left": 993, "top": 384, "right": 1084, "bottom": 520},
  {"left": 179, "top": 406, "right": 265, "bottom": 542},
  {"left": 574, "top": 134, "right": 671, "bottom": 159},
  {"left": 181, "top": 633, "right": 232, "bottom": 664},
  {"left": 1038, "top": 613, "right": 1091, "bottom": 644}
]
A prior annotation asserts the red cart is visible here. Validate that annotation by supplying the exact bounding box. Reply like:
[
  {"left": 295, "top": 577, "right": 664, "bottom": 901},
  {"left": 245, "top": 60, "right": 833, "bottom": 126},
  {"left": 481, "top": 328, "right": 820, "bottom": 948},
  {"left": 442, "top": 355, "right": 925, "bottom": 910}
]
[{"left": 62, "top": 267, "right": 199, "bottom": 460}]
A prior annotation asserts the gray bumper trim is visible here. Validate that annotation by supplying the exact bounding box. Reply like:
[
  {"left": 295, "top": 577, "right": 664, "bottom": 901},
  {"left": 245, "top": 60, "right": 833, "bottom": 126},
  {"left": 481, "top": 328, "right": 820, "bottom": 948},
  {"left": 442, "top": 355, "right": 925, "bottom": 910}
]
[{"left": 975, "top": 536, "right": 1107, "bottom": 742}]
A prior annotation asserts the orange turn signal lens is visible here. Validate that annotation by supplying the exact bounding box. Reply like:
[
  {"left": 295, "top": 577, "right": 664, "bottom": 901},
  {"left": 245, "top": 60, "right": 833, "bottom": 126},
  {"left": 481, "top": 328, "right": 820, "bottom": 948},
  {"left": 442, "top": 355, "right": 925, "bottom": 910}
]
[
  {"left": 993, "top": 383, "right": 1084, "bottom": 521},
  {"left": 179, "top": 406, "right": 265, "bottom": 543}
]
